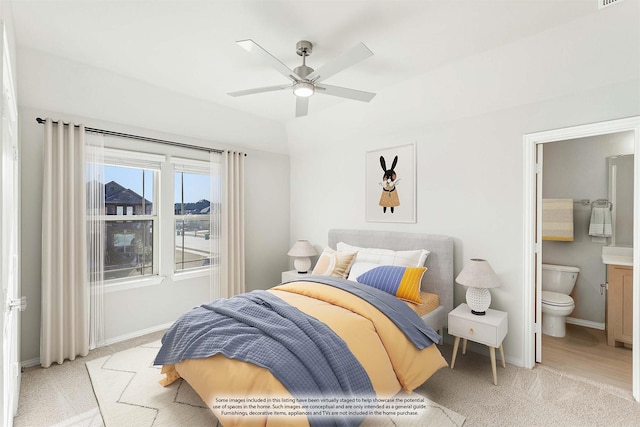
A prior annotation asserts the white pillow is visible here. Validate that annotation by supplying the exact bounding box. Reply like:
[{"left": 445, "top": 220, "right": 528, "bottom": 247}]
[
  {"left": 347, "top": 262, "right": 381, "bottom": 281},
  {"left": 336, "top": 242, "right": 430, "bottom": 268}
]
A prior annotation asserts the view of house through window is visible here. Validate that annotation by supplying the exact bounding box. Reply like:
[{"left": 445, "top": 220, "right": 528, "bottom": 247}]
[
  {"left": 174, "top": 171, "right": 213, "bottom": 271},
  {"left": 103, "top": 166, "right": 156, "bottom": 280}
]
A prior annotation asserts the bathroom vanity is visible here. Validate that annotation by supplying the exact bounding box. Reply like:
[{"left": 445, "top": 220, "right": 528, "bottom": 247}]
[
  {"left": 603, "top": 246, "right": 633, "bottom": 347},
  {"left": 607, "top": 264, "right": 633, "bottom": 347}
]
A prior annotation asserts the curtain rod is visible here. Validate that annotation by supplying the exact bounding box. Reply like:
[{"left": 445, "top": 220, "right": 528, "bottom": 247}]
[{"left": 35, "top": 117, "right": 234, "bottom": 155}]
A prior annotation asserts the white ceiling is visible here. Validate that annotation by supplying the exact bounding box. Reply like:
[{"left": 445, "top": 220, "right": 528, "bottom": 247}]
[{"left": 10, "top": 0, "right": 598, "bottom": 124}]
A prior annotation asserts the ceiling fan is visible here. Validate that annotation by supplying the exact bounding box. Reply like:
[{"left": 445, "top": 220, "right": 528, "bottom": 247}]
[{"left": 227, "top": 39, "right": 376, "bottom": 118}]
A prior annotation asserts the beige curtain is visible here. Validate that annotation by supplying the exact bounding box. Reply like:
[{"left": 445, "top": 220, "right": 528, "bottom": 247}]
[
  {"left": 41, "top": 119, "right": 89, "bottom": 367},
  {"left": 220, "top": 151, "right": 246, "bottom": 298}
]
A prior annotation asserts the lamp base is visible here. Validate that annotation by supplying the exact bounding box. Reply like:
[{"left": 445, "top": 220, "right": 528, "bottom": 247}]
[
  {"left": 466, "top": 287, "right": 491, "bottom": 315},
  {"left": 293, "top": 257, "right": 311, "bottom": 274}
]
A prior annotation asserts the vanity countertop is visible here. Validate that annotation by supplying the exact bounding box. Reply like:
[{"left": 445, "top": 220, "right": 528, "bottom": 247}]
[{"left": 602, "top": 246, "right": 633, "bottom": 267}]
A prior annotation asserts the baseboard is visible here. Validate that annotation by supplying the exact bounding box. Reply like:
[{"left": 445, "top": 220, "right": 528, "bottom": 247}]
[
  {"left": 566, "top": 317, "right": 605, "bottom": 330},
  {"left": 21, "top": 322, "right": 172, "bottom": 369},
  {"left": 103, "top": 321, "right": 173, "bottom": 346},
  {"left": 21, "top": 357, "right": 40, "bottom": 369}
]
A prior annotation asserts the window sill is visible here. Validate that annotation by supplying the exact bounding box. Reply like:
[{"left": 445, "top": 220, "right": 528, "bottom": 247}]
[
  {"left": 104, "top": 275, "right": 166, "bottom": 293},
  {"left": 172, "top": 268, "right": 211, "bottom": 282}
]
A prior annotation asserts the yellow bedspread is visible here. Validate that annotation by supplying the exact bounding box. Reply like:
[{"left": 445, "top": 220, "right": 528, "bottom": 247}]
[{"left": 161, "top": 280, "right": 448, "bottom": 427}]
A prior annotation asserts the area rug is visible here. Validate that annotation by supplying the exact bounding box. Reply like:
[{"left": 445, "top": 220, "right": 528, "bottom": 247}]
[{"left": 86, "top": 340, "right": 465, "bottom": 427}]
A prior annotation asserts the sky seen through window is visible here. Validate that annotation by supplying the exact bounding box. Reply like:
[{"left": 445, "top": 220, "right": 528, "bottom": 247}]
[{"left": 104, "top": 165, "right": 217, "bottom": 203}]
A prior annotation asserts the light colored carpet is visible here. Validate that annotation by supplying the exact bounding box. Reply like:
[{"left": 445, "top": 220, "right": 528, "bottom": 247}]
[
  {"left": 418, "top": 344, "right": 640, "bottom": 427},
  {"left": 86, "top": 340, "right": 465, "bottom": 427}
]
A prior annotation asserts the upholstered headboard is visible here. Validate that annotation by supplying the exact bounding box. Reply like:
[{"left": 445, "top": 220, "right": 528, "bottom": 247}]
[{"left": 328, "top": 229, "right": 454, "bottom": 317}]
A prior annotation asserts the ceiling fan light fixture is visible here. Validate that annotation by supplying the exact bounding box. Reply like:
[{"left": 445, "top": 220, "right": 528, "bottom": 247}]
[
  {"left": 293, "top": 82, "right": 315, "bottom": 98},
  {"left": 229, "top": 39, "right": 375, "bottom": 117}
]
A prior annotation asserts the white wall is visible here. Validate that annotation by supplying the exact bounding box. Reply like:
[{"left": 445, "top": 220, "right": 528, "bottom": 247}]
[
  {"left": 18, "top": 48, "right": 290, "bottom": 155},
  {"left": 17, "top": 52, "right": 291, "bottom": 363},
  {"left": 542, "top": 132, "right": 634, "bottom": 326},
  {"left": 285, "top": 2, "right": 640, "bottom": 366}
]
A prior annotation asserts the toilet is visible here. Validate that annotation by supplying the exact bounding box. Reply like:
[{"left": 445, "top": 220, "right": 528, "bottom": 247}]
[{"left": 541, "top": 263, "right": 580, "bottom": 337}]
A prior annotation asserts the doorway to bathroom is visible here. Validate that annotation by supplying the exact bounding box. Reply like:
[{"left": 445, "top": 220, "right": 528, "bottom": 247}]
[
  {"left": 542, "top": 324, "right": 631, "bottom": 390},
  {"left": 523, "top": 116, "right": 640, "bottom": 402}
]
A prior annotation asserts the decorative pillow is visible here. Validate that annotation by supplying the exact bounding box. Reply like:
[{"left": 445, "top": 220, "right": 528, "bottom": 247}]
[
  {"left": 356, "top": 265, "right": 427, "bottom": 304},
  {"left": 312, "top": 247, "right": 357, "bottom": 278},
  {"left": 336, "top": 242, "right": 430, "bottom": 267},
  {"left": 346, "top": 261, "right": 381, "bottom": 281}
]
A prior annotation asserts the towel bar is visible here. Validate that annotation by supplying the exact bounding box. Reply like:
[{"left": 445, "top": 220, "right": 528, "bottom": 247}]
[
  {"left": 591, "top": 199, "right": 612, "bottom": 210},
  {"left": 572, "top": 199, "right": 612, "bottom": 210}
]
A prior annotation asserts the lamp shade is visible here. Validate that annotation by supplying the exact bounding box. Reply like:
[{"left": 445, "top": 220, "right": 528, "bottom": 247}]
[
  {"left": 287, "top": 240, "right": 317, "bottom": 257},
  {"left": 455, "top": 258, "right": 501, "bottom": 289},
  {"left": 287, "top": 240, "right": 318, "bottom": 274},
  {"left": 456, "top": 258, "right": 501, "bottom": 316}
]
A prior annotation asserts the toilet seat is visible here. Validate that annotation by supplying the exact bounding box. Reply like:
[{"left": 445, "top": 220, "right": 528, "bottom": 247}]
[{"left": 541, "top": 291, "right": 573, "bottom": 307}]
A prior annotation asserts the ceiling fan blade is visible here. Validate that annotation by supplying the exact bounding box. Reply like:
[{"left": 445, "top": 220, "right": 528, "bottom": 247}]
[
  {"left": 316, "top": 84, "right": 376, "bottom": 102},
  {"left": 236, "top": 39, "right": 302, "bottom": 81},
  {"left": 227, "top": 84, "right": 291, "bottom": 97},
  {"left": 306, "top": 42, "right": 373, "bottom": 83},
  {"left": 295, "top": 97, "right": 309, "bottom": 117}
]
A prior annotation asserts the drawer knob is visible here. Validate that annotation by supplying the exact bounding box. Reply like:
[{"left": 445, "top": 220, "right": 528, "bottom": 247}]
[{"left": 469, "top": 327, "right": 474, "bottom": 334}]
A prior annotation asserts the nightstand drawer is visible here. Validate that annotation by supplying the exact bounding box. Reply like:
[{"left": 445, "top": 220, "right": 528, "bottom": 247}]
[
  {"left": 449, "top": 317, "right": 499, "bottom": 347},
  {"left": 282, "top": 270, "right": 313, "bottom": 282}
]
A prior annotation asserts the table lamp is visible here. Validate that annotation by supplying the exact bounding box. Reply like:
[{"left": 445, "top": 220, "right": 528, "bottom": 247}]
[
  {"left": 455, "top": 258, "right": 501, "bottom": 315},
  {"left": 287, "top": 240, "right": 317, "bottom": 273}
]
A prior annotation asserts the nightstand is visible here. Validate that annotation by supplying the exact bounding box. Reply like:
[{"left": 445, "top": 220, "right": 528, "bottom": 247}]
[
  {"left": 281, "top": 270, "right": 313, "bottom": 282},
  {"left": 448, "top": 303, "right": 508, "bottom": 385}
]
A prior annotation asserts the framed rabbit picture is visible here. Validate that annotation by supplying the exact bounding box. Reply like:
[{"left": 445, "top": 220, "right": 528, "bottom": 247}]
[{"left": 365, "top": 143, "right": 416, "bottom": 223}]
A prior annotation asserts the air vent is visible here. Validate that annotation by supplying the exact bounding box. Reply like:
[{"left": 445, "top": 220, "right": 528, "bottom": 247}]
[{"left": 598, "top": 0, "right": 623, "bottom": 9}]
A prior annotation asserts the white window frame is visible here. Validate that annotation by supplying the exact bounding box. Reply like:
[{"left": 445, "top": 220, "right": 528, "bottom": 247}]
[
  {"left": 98, "top": 148, "right": 165, "bottom": 289},
  {"left": 172, "top": 156, "right": 213, "bottom": 276},
  {"left": 88, "top": 144, "right": 218, "bottom": 291}
]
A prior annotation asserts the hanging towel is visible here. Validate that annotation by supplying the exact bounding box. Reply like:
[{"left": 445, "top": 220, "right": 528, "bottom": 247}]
[
  {"left": 542, "top": 199, "right": 574, "bottom": 241},
  {"left": 589, "top": 206, "right": 612, "bottom": 243}
]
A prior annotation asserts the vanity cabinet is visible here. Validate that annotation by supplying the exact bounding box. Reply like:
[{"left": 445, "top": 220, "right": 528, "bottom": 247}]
[{"left": 606, "top": 264, "right": 633, "bottom": 347}]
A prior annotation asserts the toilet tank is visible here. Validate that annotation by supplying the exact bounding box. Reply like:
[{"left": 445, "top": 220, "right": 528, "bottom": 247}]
[{"left": 541, "top": 264, "right": 580, "bottom": 294}]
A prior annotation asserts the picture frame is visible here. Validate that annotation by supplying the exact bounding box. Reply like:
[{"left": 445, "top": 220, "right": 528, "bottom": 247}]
[{"left": 365, "top": 143, "right": 416, "bottom": 223}]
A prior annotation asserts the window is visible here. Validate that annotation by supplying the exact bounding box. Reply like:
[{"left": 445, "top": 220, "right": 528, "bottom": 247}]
[
  {"left": 173, "top": 158, "right": 216, "bottom": 272},
  {"left": 92, "top": 147, "right": 165, "bottom": 283},
  {"left": 89, "top": 146, "right": 219, "bottom": 286},
  {"left": 103, "top": 165, "right": 157, "bottom": 280}
]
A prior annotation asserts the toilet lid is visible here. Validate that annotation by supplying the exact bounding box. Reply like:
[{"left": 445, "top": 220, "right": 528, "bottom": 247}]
[{"left": 542, "top": 291, "right": 573, "bottom": 307}]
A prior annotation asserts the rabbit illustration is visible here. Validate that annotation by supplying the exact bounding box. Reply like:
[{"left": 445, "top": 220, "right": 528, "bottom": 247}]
[{"left": 378, "top": 155, "right": 400, "bottom": 213}]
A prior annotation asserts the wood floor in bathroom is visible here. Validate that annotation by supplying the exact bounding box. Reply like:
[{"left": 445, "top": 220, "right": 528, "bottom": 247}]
[{"left": 541, "top": 323, "right": 632, "bottom": 391}]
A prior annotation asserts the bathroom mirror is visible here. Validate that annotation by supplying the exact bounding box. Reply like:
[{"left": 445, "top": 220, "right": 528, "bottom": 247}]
[{"left": 608, "top": 154, "right": 634, "bottom": 246}]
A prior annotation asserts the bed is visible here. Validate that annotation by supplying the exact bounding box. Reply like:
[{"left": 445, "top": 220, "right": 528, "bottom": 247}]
[{"left": 155, "top": 229, "right": 454, "bottom": 427}]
